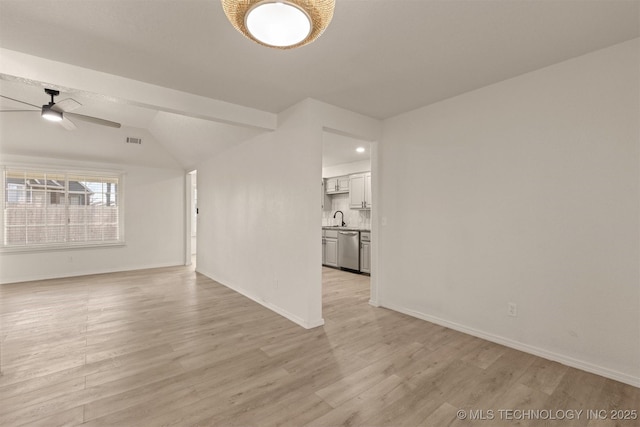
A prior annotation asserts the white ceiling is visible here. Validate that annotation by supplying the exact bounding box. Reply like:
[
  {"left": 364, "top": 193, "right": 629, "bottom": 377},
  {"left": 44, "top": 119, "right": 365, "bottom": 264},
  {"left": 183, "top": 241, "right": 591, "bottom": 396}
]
[
  {"left": 322, "top": 132, "right": 370, "bottom": 167},
  {"left": 0, "top": 0, "right": 638, "bottom": 168},
  {"left": 148, "top": 111, "right": 264, "bottom": 170}
]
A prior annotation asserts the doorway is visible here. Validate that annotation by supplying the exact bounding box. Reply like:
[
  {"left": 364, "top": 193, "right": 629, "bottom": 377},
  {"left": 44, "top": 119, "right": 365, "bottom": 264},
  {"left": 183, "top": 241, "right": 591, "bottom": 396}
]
[
  {"left": 186, "top": 170, "right": 197, "bottom": 267},
  {"left": 321, "top": 130, "right": 374, "bottom": 309}
]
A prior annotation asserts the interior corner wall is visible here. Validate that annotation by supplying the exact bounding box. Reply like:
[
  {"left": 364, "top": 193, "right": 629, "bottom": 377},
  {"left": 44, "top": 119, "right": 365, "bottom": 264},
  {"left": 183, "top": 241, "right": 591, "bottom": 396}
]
[
  {"left": 378, "top": 39, "right": 640, "bottom": 386},
  {"left": 195, "top": 100, "right": 324, "bottom": 329},
  {"left": 0, "top": 155, "right": 186, "bottom": 284}
]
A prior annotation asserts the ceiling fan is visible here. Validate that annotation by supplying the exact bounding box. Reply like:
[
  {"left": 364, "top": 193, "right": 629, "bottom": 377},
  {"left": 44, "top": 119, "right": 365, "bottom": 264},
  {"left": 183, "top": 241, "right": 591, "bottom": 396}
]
[{"left": 0, "top": 88, "right": 121, "bottom": 130}]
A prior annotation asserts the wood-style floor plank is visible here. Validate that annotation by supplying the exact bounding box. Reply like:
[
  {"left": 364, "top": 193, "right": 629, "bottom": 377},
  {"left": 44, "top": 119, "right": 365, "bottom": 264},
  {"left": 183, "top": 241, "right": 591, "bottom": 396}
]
[{"left": 0, "top": 265, "right": 637, "bottom": 426}]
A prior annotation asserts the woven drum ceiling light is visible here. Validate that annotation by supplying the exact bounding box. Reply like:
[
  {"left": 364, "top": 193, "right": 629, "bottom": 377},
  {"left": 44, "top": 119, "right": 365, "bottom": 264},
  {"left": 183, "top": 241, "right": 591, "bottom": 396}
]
[{"left": 221, "top": 0, "right": 335, "bottom": 49}]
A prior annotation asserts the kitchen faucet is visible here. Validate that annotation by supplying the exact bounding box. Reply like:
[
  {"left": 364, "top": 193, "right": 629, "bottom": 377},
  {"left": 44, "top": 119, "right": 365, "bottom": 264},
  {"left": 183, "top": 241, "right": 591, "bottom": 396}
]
[{"left": 333, "top": 210, "right": 346, "bottom": 227}]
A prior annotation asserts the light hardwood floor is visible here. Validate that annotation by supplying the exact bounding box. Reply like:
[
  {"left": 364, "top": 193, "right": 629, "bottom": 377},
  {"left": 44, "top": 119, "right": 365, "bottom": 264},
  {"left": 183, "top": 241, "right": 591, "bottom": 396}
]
[{"left": 0, "top": 265, "right": 637, "bottom": 426}]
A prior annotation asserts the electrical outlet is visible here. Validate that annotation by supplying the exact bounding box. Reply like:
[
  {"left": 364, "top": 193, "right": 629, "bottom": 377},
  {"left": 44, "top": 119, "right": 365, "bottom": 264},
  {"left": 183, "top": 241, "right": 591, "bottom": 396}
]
[{"left": 507, "top": 302, "right": 517, "bottom": 317}]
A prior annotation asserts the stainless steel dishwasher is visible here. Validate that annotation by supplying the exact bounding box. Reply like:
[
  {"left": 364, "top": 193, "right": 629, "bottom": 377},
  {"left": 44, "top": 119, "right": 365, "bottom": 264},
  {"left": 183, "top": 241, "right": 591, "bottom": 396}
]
[{"left": 338, "top": 230, "right": 360, "bottom": 271}]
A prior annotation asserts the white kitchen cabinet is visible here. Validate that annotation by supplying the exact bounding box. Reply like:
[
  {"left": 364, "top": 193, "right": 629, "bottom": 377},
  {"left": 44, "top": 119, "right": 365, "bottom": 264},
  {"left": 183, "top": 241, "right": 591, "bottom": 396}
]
[
  {"left": 321, "top": 180, "right": 331, "bottom": 210},
  {"left": 325, "top": 238, "right": 338, "bottom": 267},
  {"left": 338, "top": 176, "right": 350, "bottom": 193},
  {"left": 365, "top": 173, "right": 372, "bottom": 208},
  {"left": 325, "top": 176, "right": 349, "bottom": 194},
  {"left": 326, "top": 177, "right": 337, "bottom": 194},
  {"left": 323, "top": 229, "right": 338, "bottom": 267},
  {"left": 349, "top": 174, "right": 364, "bottom": 208},
  {"left": 349, "top": 172, "right": 372, "bottom": 209},
  {"left": 360, "top": 232, "right": 371, "bottom": 274}
]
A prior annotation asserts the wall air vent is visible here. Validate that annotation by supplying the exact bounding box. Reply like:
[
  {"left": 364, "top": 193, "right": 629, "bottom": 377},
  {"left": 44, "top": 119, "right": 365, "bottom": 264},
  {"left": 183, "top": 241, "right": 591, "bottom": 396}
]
[{"left": 126, "top": 137, "right": 142, "bottom": 145}]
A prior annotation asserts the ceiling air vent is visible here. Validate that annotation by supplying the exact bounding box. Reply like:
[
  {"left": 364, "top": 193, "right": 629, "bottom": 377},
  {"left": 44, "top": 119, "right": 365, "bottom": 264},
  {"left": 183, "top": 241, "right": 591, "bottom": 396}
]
[{"left": 126, "top": 137, "right": 142, "bottom": 145}]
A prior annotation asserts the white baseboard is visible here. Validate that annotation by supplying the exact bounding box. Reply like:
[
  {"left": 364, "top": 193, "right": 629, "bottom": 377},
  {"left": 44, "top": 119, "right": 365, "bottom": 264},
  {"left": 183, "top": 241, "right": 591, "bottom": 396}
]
[
  {"left": 380, "top": 301, "right": 640, "bottom": 388},
  {"left": 0, "top": 262, "right": 183, "bottom": 285},
  {"left": 197, "top": 268, "right": 324, "bottom": 330}
]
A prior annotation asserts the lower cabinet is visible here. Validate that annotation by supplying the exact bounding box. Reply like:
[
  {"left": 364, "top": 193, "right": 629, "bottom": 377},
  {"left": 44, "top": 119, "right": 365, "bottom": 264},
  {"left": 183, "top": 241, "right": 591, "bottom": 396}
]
[
  {"left": 360, "top": 232, "right": 371, "bottom": 274},
  {"left": 323, "top": 229, "right": 369, "bottom": 272},
  {"left": 323, "top": 229, "right": 338, "bottom": 267}
]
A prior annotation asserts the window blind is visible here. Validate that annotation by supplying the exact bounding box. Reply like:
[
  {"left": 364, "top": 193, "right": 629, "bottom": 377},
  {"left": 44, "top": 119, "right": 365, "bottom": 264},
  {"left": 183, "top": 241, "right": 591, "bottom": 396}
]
[{"left": 2, "top": 167, "right": 123, "bottom": 248}]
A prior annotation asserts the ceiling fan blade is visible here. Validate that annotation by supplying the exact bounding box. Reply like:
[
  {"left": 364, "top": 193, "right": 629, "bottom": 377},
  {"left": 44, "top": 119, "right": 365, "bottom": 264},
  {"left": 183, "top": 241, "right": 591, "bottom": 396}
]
[
  {"left": 58, "top": 117, "right": 77, "bottom": 131},
  {"left": 66, "top": 112, "right": 121, "bottom": 128},
  {"left": 0, "top": 94, "right": 40, "bottom": 109},
  {"left": 51, "top": 98, "right": 81, "bottom": 113},
  {"left": 0, "top": 109, "right": 38, "bottom": 112}
]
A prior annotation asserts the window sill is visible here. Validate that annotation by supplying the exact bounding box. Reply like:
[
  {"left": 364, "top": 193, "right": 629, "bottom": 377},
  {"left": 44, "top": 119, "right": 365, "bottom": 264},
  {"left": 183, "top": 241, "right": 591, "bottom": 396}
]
[{"left": 0, "top": 241, "right": 126, "bottom": 254}]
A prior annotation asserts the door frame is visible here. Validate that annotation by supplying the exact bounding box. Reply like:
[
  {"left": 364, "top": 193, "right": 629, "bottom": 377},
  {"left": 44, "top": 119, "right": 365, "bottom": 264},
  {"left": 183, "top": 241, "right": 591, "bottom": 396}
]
[
  {"left": 369, "top": 140, "right": 379, "bottom": 307},
  {"left": 185, "top": 170, "right": 197, "bottom": 266}
]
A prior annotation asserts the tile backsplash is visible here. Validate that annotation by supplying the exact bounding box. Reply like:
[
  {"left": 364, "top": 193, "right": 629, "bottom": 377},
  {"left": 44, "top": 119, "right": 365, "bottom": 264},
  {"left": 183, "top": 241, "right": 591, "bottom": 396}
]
[{"left": 322, "top": 193, "right": 371, "bottom": 228}]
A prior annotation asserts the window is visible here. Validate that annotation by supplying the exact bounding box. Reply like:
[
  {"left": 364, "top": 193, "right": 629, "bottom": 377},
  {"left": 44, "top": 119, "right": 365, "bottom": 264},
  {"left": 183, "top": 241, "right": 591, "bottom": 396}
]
[
  {"left": 6, "top": 183, "right": 26, "bottom": 203},
  {"left": 2, "top": 167, "right": 124, "bottom": 249}
]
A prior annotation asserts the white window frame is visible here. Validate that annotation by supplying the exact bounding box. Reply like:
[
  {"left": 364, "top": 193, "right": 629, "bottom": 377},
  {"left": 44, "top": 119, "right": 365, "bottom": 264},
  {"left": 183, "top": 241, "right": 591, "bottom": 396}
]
[{"left": 0, "top": 165, "right": 126, "bottom": 253}]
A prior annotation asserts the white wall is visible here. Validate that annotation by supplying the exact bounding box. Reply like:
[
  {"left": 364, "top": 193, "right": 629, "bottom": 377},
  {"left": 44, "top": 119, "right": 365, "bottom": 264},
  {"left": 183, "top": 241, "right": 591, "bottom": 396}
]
[
  {"left": 0, "top": 113, "right": 187, "bottom": 284},
  {"left": 378, "top": 39, "right": 640, "bottom": 386},
  {"left": 196, "top": 99, "right": 380, "bottom": 329},
  {"left": 196, "top": 100, "right": 324, "bottom": 328},
  {"left": 0, "top": 154, "right": 186, "bottom": 284}
]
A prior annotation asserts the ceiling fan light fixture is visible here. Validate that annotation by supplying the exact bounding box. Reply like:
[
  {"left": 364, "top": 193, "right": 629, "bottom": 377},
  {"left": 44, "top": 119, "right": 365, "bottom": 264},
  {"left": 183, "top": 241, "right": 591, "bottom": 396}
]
[
  {"left": 221, "top": 0, "right": 335, "bottom": 49},
  {"left": 41, "top": 104, "right": 63, "bottom": 122}
]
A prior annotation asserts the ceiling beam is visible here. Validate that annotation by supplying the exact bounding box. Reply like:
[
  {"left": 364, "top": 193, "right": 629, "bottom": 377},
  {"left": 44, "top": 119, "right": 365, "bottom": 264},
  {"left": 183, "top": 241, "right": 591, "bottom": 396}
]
[{"left": 0, "top": 48, "right": 276, "bottom": 131}]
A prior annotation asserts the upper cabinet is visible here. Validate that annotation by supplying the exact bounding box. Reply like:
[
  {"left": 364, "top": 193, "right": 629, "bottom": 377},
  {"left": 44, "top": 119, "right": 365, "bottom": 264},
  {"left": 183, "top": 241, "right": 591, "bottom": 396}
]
[
  {"left": 349, "top": 172, "right": 372, "bottom": 210},
  {"left": 325, "top": 176, "right": 349, "bottom": 194},
  {"left": 321, "top": 180, "right": 331, "bottom": 210}
]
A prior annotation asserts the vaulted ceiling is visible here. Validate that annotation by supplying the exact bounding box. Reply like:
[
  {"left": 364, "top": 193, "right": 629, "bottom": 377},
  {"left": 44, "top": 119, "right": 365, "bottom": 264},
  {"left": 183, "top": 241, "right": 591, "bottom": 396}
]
[{"left": 0, "top": 0, "right": 638, "bottom": 168}]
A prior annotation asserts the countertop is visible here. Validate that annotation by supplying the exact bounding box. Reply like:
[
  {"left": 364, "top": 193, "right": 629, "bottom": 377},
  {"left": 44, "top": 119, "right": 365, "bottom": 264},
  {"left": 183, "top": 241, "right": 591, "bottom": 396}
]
[{"left": 322, "top": 226, "right": 371, "bottom": 232}]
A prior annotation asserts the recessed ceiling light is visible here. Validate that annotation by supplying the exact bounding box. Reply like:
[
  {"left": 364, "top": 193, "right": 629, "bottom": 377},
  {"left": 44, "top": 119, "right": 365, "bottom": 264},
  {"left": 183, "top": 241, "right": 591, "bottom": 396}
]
[{"left": 356, "top": 147, "right": 365, "bottom": 153}]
